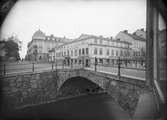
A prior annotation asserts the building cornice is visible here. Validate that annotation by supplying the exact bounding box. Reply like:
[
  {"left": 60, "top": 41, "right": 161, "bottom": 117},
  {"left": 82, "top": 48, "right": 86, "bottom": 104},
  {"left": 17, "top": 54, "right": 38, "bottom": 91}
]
[{"left": 88, "top": 43, "right": 130, "bottom": 50}]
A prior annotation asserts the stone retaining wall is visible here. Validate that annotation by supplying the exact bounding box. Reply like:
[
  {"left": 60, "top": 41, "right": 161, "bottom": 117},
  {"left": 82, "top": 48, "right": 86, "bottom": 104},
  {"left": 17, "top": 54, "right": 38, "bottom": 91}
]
[{"left": 1, "top": 71, "right": 59, "bottom": 110}]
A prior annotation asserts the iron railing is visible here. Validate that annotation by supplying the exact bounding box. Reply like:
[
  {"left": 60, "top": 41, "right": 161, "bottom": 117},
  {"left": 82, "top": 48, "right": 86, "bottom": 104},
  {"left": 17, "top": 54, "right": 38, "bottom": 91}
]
[{"left": 0, "top": 58, "right": 145, "bottom": 78}]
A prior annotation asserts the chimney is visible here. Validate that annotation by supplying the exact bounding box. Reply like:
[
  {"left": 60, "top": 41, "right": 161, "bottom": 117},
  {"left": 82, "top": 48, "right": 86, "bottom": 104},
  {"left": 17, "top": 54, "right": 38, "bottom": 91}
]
[
  {"left": 133, "top": 32, "right": 136, "bottom": 35},
  {"left": 141, "top": 28, "right": 144, "bottom": 31},
  {"left": 124, "top": 30, "right": 128, "bottom": 33}
]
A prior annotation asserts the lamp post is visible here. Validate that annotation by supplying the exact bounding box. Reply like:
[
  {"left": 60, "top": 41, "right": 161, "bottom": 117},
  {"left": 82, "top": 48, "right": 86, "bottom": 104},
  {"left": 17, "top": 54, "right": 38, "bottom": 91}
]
[
  {"left": 117, "top": 57, "right": 121, "bottom": 78},
  {"left": 95, "top": 57, "right": 97, "bottom": 72}
]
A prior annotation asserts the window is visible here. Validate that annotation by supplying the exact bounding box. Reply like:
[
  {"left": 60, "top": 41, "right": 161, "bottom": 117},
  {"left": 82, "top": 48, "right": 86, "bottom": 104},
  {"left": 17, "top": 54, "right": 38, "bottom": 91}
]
[
  {"left": 94, "top": 39, "right": 97, "bottom": 44},
  {"left": 146, "top": 0, "right": 167, "bottom": 107},
  {"left": 86, "top": 48, "right": 89, "bottom": 55},
  {"left": 106, "top": 49, "right": 109, "bottom": 55},
  {"left": 75, "top": 59, "right": 77, "bottom": 63},
  {"left": 100, "top": 39, "right": 103, "bottom": 44},
  {"left": 120, "top": 50, "right": 123, "bottom": 56},
  {"left": 71, "top": 50, "right": 73, "bottom": 56},
  {"left": 99, "top": 59, "right": 103, "bottom": 63},
  {"left": 107, "top": 40, "right": 110, "bottom": 45},
  {"left": 139, "top": 51, "right": 141, "bottom": 56},
  {"left": 67, "top": 50, "right": 69, "bottom": 56},
  {"left": 82, "top": 48, "right": 85, "bottom": 55},
  {"left": 94, "top": 48, "right": 97, "bottom": 55},
  {"left": 124, "top": 51, "right": 127, "bottom": 56},
  {"left": 79, "top": 49, "right": 81, "bottom": 56},
  {"left": 39, "top": 49, "right": 42, "bottom": 53},
  {"left": 75, "top": 49, "right": 77, "bottom": 56},
  {"left": 116, "top": 50, "right": 118, "bottom": 56},
  {"left": 111, "top": 49, "right": 114, "bottom": 56},
  {"left": 100, "top": 48, "right": 103, "bottom": 55}
]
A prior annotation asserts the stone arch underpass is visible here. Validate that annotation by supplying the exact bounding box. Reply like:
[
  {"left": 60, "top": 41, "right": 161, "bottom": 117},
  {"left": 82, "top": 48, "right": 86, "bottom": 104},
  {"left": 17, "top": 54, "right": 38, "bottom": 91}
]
[{"left": 58, "top": 76, "right": 104, "bottom": 97}]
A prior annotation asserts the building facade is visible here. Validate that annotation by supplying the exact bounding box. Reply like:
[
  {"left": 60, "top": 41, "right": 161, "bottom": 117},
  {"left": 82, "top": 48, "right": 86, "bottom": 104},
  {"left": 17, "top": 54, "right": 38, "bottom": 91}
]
[
  {"left": 115, "top": 29, "right": 146, "bottom": 59},
  {"left": 54, "top": 34, "right": 131, "bottom": 66},
  {"left": 26, "top": 29, "right": 70, "bottom": 62}
]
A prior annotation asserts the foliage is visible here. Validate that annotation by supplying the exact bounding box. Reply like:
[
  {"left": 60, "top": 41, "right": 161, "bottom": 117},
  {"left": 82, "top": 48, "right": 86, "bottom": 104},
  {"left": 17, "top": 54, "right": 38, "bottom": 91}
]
[{"left": 0, "top": 38, "right": 20, "bottom": 61}]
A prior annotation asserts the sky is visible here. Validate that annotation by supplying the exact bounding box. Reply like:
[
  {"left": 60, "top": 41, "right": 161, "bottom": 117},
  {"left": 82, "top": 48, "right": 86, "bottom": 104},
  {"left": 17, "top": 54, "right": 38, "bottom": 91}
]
[{"left": 0, "top": 0, "right": 147, "bottom": 58}]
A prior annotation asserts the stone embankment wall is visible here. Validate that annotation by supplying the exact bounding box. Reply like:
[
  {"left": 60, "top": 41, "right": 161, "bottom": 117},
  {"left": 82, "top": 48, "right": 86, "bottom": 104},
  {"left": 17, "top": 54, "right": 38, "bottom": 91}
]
[
  {"left": 1, "top": 71, "right": 59, "bottom": 110},
  {"left": 105, "top": 80, "right": 149, "bottom": 115},
  {"left": 1, "top": 69, "right": 150, "bottom": 116}
]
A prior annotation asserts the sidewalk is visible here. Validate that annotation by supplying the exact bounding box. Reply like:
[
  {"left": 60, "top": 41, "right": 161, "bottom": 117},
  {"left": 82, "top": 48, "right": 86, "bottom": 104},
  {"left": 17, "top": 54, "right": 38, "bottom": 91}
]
[
  {"left": 84, "top": 67, "right": 145, "bottom": 81},
  {"left": 133, "top": 92, "right": 158, "bottom": 120}
]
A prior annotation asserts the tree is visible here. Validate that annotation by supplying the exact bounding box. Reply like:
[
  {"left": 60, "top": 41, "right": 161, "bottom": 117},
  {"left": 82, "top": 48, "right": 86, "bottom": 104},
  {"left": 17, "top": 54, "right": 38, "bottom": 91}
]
[
  {"left": 5, "top": 40, "right": 20, "bottom": 61},
  {"left": 0, "top": 37, "right": 20, "bottom": 61}
]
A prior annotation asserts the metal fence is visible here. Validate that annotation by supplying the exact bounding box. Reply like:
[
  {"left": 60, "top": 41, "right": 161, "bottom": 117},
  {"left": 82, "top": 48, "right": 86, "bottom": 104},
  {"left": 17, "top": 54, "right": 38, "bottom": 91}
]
[
  {"left": 0, "top": 61, "right": 80, "bottom": 76},
  {"left": 0, "top": 58, "right": 145, "bottom": 78},
  {"left": 90, "top": 57, "right": 145, "bottom": 70}
]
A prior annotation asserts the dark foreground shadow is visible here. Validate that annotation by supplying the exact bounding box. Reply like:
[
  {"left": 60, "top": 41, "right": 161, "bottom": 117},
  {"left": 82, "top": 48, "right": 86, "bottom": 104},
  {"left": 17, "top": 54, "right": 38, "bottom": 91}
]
[{"left": 1, "top": 93, "right": 131, "bottom": 120}]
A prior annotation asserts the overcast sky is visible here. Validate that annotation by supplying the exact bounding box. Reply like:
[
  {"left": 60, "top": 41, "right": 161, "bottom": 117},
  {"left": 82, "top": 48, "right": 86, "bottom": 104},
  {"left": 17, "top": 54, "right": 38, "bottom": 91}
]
[{"left": 1, "top": 0, "right": 146, "bottom": 58}]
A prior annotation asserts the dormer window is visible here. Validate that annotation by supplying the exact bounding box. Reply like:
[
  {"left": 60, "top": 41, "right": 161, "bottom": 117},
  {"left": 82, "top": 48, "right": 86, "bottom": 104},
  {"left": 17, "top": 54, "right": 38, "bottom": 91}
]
[{"left": 124, "top": 30, "right": 128, "bottom": 33}]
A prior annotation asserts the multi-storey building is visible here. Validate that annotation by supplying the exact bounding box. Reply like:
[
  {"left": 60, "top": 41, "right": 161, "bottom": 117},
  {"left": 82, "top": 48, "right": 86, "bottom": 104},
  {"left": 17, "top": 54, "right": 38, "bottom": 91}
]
[
  {"left": 54, "top": 34, "right": 131, "bottom": 66},
  {"left": 134, "top": 28, "right": 146, "bottom": 39},
  {"left": 115, "top": 29, "right": 146, "bottom": 59},
  {"left": 26, "top": 29, "right": 71, "bottom": 62}
]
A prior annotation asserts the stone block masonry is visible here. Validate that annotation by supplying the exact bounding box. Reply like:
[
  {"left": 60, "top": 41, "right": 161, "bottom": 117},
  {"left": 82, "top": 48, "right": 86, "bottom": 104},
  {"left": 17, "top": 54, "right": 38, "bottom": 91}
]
[{"left": 1, "top": 71, "right": 59, "bottom": 110}]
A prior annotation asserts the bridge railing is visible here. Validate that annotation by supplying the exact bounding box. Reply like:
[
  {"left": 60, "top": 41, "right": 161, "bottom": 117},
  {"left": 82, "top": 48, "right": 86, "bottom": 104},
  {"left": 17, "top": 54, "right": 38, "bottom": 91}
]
[
  {"left": 0, "top": 58, "right": 145, "bottom": 79},
  {"left": 82, "top": 57, "right": 146, "bottom": 80},
  {"left": 0, "top": 61, "right": 83, "bottom": 76}
]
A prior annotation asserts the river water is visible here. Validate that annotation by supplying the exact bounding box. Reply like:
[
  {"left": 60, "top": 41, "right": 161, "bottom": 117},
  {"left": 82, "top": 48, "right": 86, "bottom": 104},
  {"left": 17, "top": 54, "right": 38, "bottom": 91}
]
[{"left": 3, "top": 93, "right": 131, "bottom": 120}]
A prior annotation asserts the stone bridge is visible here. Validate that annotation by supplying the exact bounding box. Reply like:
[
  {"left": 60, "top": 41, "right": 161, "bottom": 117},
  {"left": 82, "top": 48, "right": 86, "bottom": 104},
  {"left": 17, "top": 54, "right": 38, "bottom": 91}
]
[{"left": 1, "top": 69, "right": 150, "bottom": 115}]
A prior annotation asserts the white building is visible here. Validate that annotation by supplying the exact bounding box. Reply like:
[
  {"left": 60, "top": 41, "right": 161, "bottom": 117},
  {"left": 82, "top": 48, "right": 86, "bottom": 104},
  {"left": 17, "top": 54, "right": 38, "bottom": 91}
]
[
  {"left": 115, "top": 29, "right": 146, "bottom": 59},
  {"left": 54, "top": 34, "right": 131, "bottom": 66},
  {"left": 26, "top": 29, "right": 71, "bottom": 62},
  {"left": 134, "top": 28, "right": 146, "bottom": 39}
]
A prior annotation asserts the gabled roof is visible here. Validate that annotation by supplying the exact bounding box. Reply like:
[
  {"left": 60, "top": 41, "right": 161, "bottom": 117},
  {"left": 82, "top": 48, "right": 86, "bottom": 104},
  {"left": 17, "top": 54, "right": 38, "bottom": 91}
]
[
  {"left": 57, "top": 33, "right": 131, "bottom": 47},
  {"left": 122, "top": 31, "right": 146, "bottom": 42}
]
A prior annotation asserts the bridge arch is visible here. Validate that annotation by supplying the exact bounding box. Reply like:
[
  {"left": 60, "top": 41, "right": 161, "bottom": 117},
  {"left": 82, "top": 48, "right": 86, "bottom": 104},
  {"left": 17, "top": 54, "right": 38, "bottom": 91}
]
[{"left": 58, "top": 76, "right": 104, "bottom": 96}]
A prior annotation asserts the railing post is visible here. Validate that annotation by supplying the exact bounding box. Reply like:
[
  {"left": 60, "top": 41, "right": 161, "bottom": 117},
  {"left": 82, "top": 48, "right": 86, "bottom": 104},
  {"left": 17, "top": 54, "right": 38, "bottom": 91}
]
[
  {"left": 3, "top": 64, "right": 6, "bottom": 75},
  {"left": 95, "top": 57, "right": 97, "bottom": 72},
  {"left": 71, "top": 61, "right": 73, "bottom": 69},
  {"left": 82, "top": 57, "right": 84, "bottom": 69},
  {"left": 32, "top": 62, "right": 34, "bottom": 72},
  {"left": 52, "top": 62, "right": 53, "bottom": 70},
  {"left": 62, "top": 60, "right": 64, "bottom": 69},
  {"left": 55, "top": 61, "right": 57, "bottom": 70},
  {"left": 118, "top": 57, "right": 121, "bottom": 78}
]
